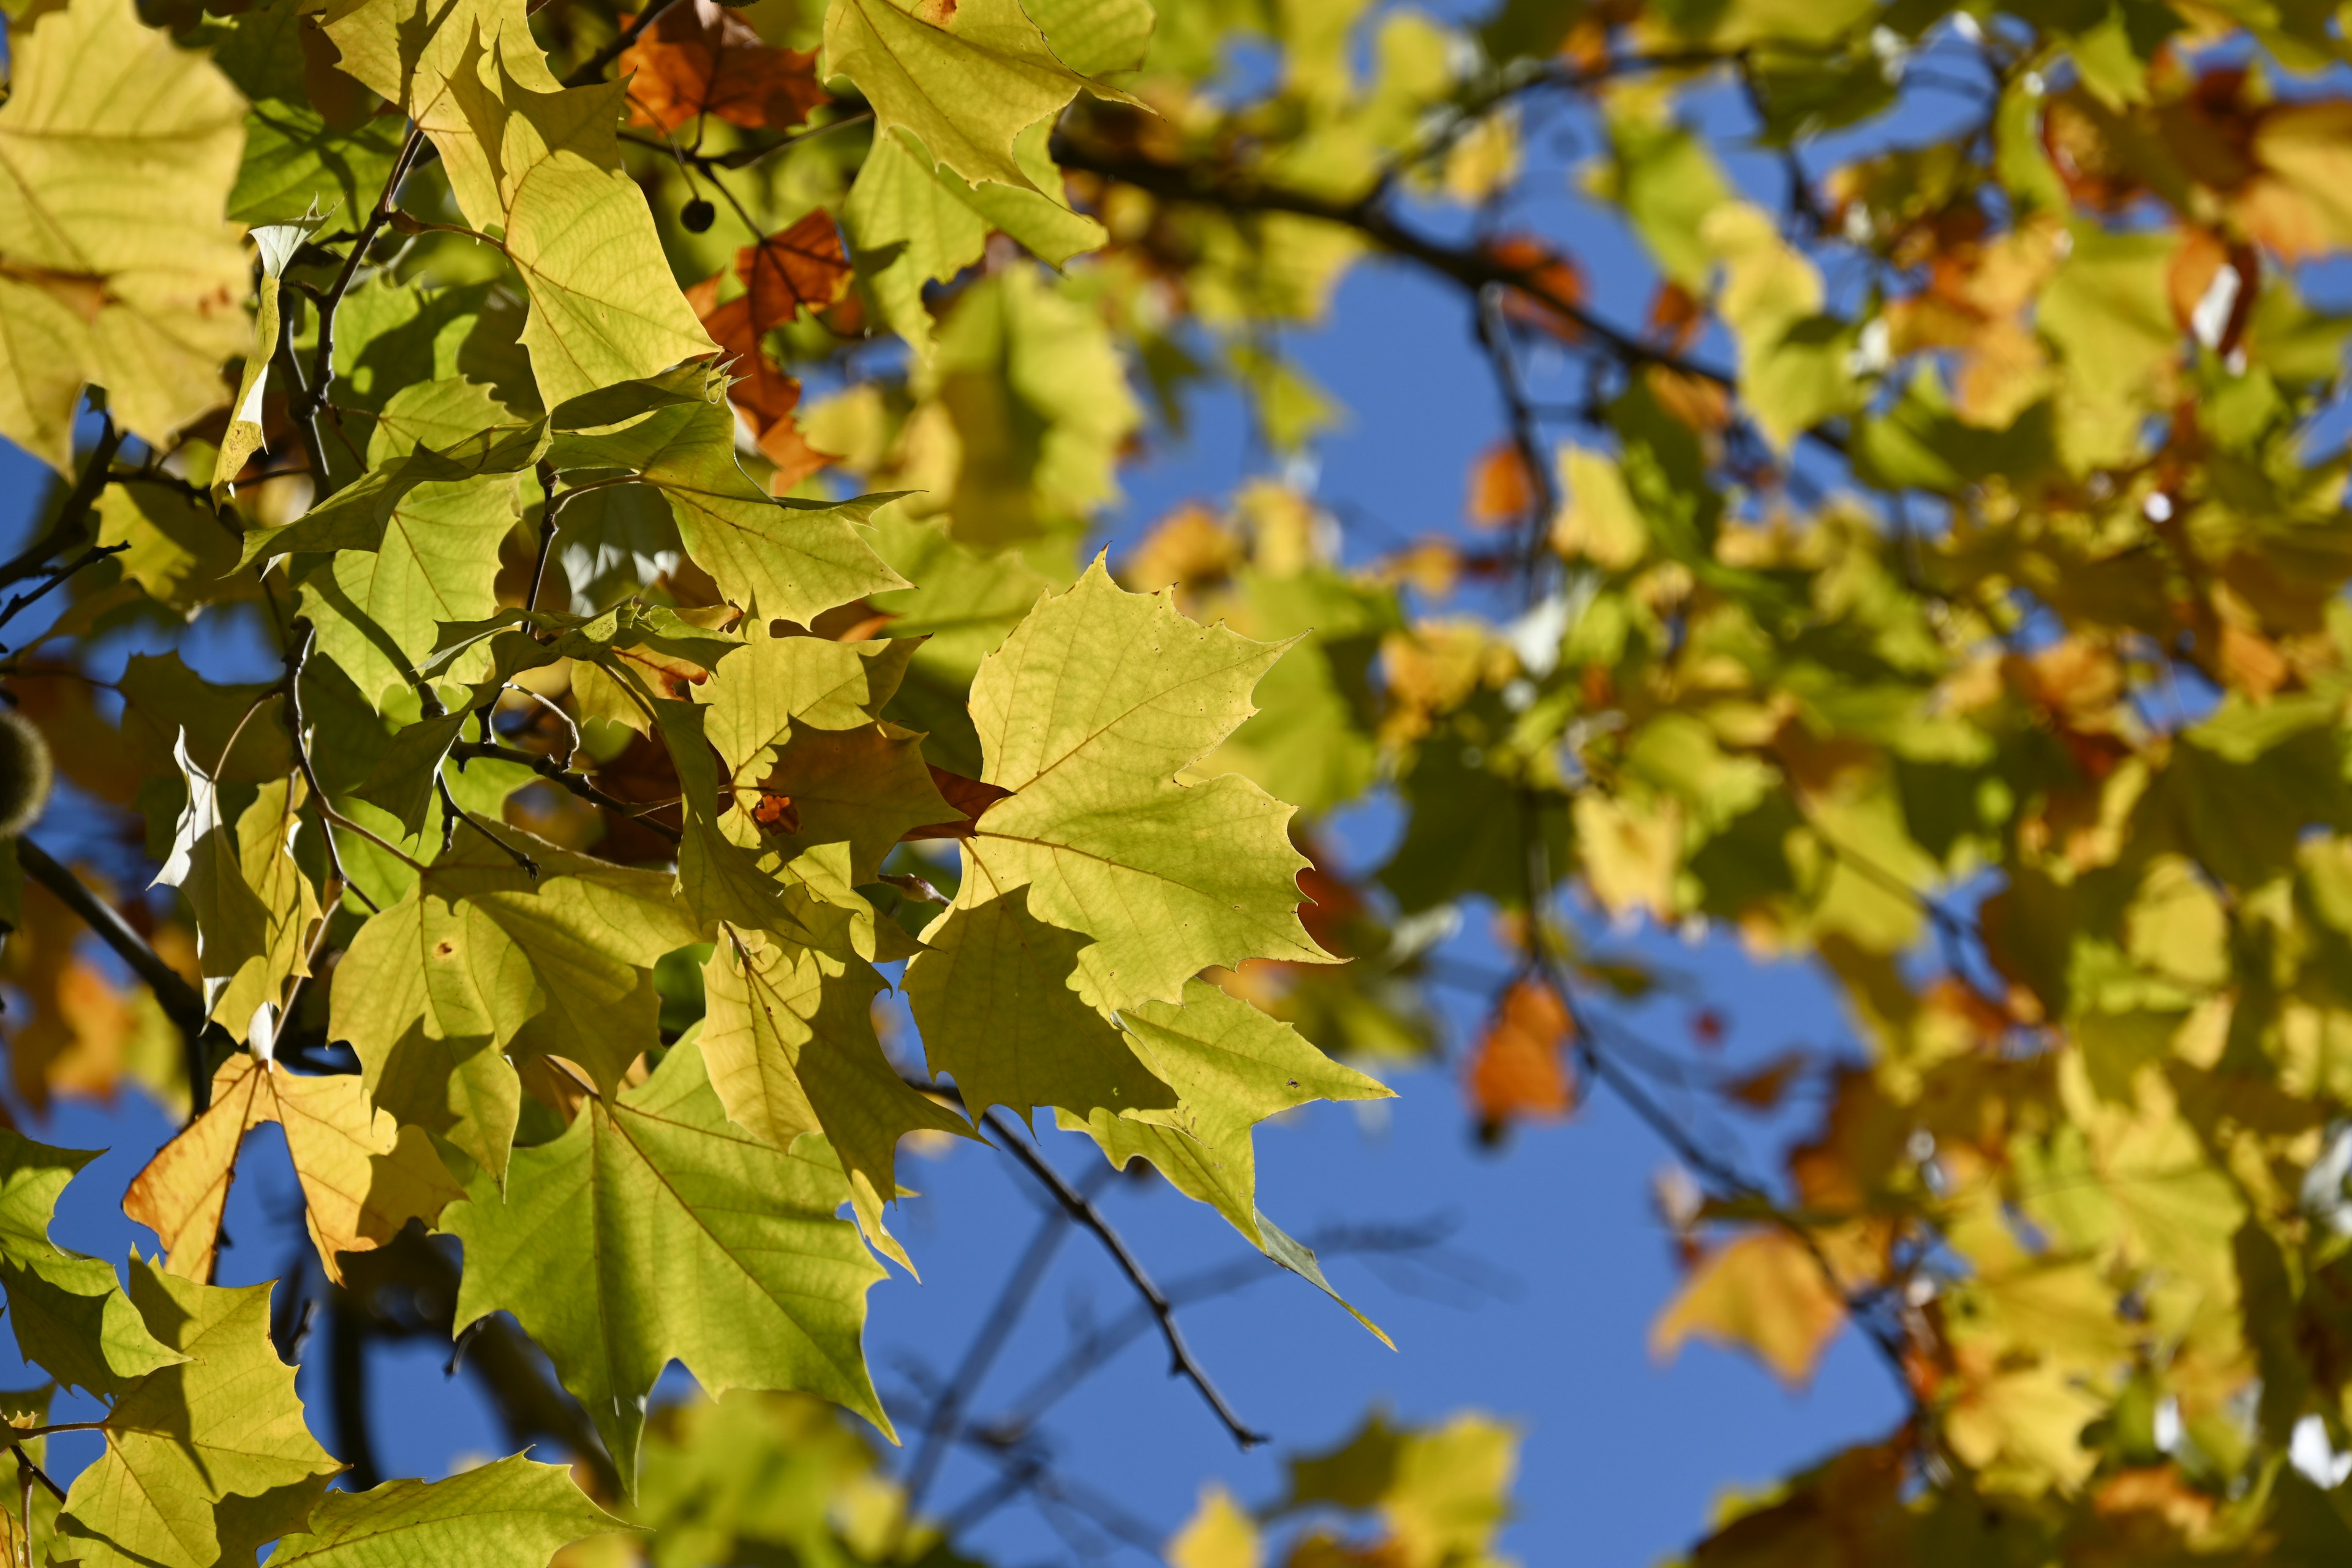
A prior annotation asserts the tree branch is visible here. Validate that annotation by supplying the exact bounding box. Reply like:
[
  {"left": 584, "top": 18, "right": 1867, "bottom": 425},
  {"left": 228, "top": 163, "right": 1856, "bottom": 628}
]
[
  {"left": 300, "top": 125, "right": 426, "bottom": 496},
  {"left": 976, "top": 1107, "right": 1268, "bottom": 1449},
  {"left": 1053, "top": 138, "right": 1731, "bottom": 390},
  {"left": 0, "top": 416, "right": 125, "bottom": 594},
  {"left": 449, "top": 740, "right": 684, "bottom": 843},
  {"left": 901, "top": 1195, "right": 1083, "bottom": 1520},
  {"left": 18, "top": 838, "right": 218, "bottom": 1115},
  {"left": 0, "top": 543, "right": 129, "bottom": 653}
]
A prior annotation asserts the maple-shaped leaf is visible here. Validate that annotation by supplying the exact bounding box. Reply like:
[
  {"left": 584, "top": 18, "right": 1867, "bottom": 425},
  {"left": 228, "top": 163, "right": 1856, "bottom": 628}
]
[
  {"left": 443, "top": 41, "right": 723, "bottom": 409},
  {"left": 621, "top": 0, "right": 826, "bottom": 133},
  {"left": 549, "top": 388, "right": 906, "bottom": 624},
  {"left": 298, "top": 379, "right": 527, "bottom": 706},
  {"left": 330, "top": 823, "right": 701, "bottom": 1185},
  {"left": 154, "top": 749, "right": 322, "bottom": 1046},
  {"left": 822, "top": 0, "right": 1134, "bottom": 194},
  {"left": 909, "top": 886, "right": 1176, "bottom": 1122},
  {"left": 1280, "top": 1411, "right": 1520, "bottom": 1568},
  {"left": 270, "top": 1453, "right": 630, "bottom": 1565},
  {"left": 732, "top": 211, "right": 858, "bottom": 325},
  {"left": 0, "top": 0, "right": 249, "bottom": 470},
  {"left": 688, "top": 272, "right": 832, "bottom": 489},
  {"left": 696, "top": 623, "right": 918, "bottom": 767},
  {"left": 1057, "top": 981, "right": 1393, "bottom": 1338},
  {"left": 239, "top": 409, "right": 548, "bottom": 570},
  {"left": 125, "top": 1054, "right": 462, "bottom": 1287},
  {"left": 0, "top": 1130, "right": 184, "bottom": 1397},
  {"left": 905, "top": 559, "right": 1336, "bottom": 1121},
  {"left": 55, "top": 1259, "right": 341, "bottom": 1568},
  {"left": 683, "top": 627, "right": 941, "bottom": 864},
  {"left": 1651, "top": 1227, "right": 1847, "bottom": 1386},
  {"left": 843, "top": 126, "right": 1104, "bottom": 354},
  {"left": 701, "top": 925, "right": 971, "bottom": 1268},
  {"left": 442, "top": 1039, "right": 892, "bottom": 1487},
  {"left": 322, "top": 0, "right": 717, "bottom": 412},
  {"left": 685, "top": 211, "right": 853, "bottom": 486}
]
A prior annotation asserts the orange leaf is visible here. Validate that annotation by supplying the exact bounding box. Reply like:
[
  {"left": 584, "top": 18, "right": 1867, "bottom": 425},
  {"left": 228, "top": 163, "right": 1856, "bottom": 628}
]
[
  {"left": 685, "top": 219, "right": 850, "bottom": 489},
  {"left": 1651, "top": 1227, "right": 1846, "bottom": 1385},
  {"left": 736, "top": 209, "right": 854, "bottom": 328},
  {"left": 1487, "top": 234, "right": 1586, "bottom": 342},
  {"left": 620, "top": 0, "right": 826, "bottom": 133},
  {"left": 1466, "top": 978, "right": 1574, "bottom": 1132},
  {"left": 1465, "top": 441, "right": 1533, "bottom": 530},
  {"left": 125, "top": 1054, "right": 462, "bottom": 1285},
  {"left": 902, "top": 764, "right": 1014, "bottom": 841}
]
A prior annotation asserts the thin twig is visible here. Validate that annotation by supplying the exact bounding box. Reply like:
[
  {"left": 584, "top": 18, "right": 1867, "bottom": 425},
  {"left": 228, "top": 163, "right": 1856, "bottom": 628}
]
[
  {"left": 0, "top": 415, "right": 124, "bottom": 593},
  {"left": 5, "top": 1446, "right": 61, "bottom": 1506},
  {"left": 528, "top": 460, "right": 561, "bottom": 614},
  {"left": 977, "top": 1107, "right": 1267, "bottom": 1449},
  {"left": 448, "top": 739, "right": 683, "bottom": 842},
  {"left": 563, "top": 0, "right": 683, "bottom": 88},
  {"left": 282, "top": 621, "right": 379, "bottom": 913},
  {"left": 902, "top": 1189, "right": 1088, "bottom": 1520},
  {"left": 0, "top": 543, "right": 129, "bottom": 651},
  {"left": 301, "top": 127, "right": 426, "bottom": 484}
]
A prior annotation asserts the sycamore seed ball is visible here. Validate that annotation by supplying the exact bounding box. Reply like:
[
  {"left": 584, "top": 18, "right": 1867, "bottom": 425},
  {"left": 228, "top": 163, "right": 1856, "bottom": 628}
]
[{"left": 0, "top": 709, "right": 52, "bottom": 839}]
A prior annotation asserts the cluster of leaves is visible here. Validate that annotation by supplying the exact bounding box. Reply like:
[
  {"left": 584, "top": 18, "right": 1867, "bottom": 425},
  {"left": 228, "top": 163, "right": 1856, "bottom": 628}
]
[
  {"left": 18, "top": 0, "right": 2352, "bottom": 1558},
  {"left": 0, "top": 0, "right": 1451, "bottom": 1558}
]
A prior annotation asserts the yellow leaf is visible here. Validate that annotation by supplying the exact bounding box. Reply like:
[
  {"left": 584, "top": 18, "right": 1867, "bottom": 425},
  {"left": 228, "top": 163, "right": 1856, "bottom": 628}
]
[
  {"left": 124, "top": 1053, "right": 462, "bottom": 1284},
  {"left": 1651, "top": 1228, "right": 1846, "bottom": 1385},
  {"left": 0, "top": 0, "right": 250, "bottom": 470},
  {"left": 1166, "top": 1484, "right": 1261, "bottom": 1568}
]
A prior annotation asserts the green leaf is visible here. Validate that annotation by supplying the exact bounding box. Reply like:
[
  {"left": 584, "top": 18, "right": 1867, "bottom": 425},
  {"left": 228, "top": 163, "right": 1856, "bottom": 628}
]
[
  {"left": 822, "top": 0, "right": 1126, "bottom": 194},
  {"left": 549, "top": 394, "right": 906, "bottom": 624},
  {"left": 927, "top": 267, "right": 1142, "bottom": 546},
  {"left": 94, "top": 478, "right": 239, "bottom": 611},
  {"left": 442, "top": 1040, "right": 894, "bottom": 1487},
  {"left": 0, "top": 0, "right": 251, "bottom": 470},
  {"left": 1023, "top": 0, "right": 1156, "bottom": 75},
  {"left": 330, "top": 823, "right": 702, "bottom": 1183},
  {"left": 907, "top": 884, "right": 1177, "bottom": 1123},
  {"left": 55, "top": 1259, "right": 340, "bottom": 1568},
  {"left": 1058, "top": 980, "right": 1393, "bottom": 1338},
  {"left": 350, "top": 709, "right": 472, "bottom": 836},
  {"left": 843, "top": 127, "right": 1106, "bottom": 355},
  {"left": 230, "top": 102, "right": 406, "bottom": 225},
  {"left": 270, "top": 1454, "right": 630, "bottom": 1566},
  {"left": 153, "top": 750, "right": 322, "bottom": 1042},
  {"left": 695, "top": 622, "right": 918, "bottom": 771},
  {"left": 701, "top": 925, "right": 971, "bottom": 1268},
  {"left": 239, "top": 411, "right": 548, "bottom": 570},
  {"left": 0, "top": 1131, "right": 183, "bottom": 1397},
  {"left": 907, "top": 559, "right": 1335, "bottom": 1115}
]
